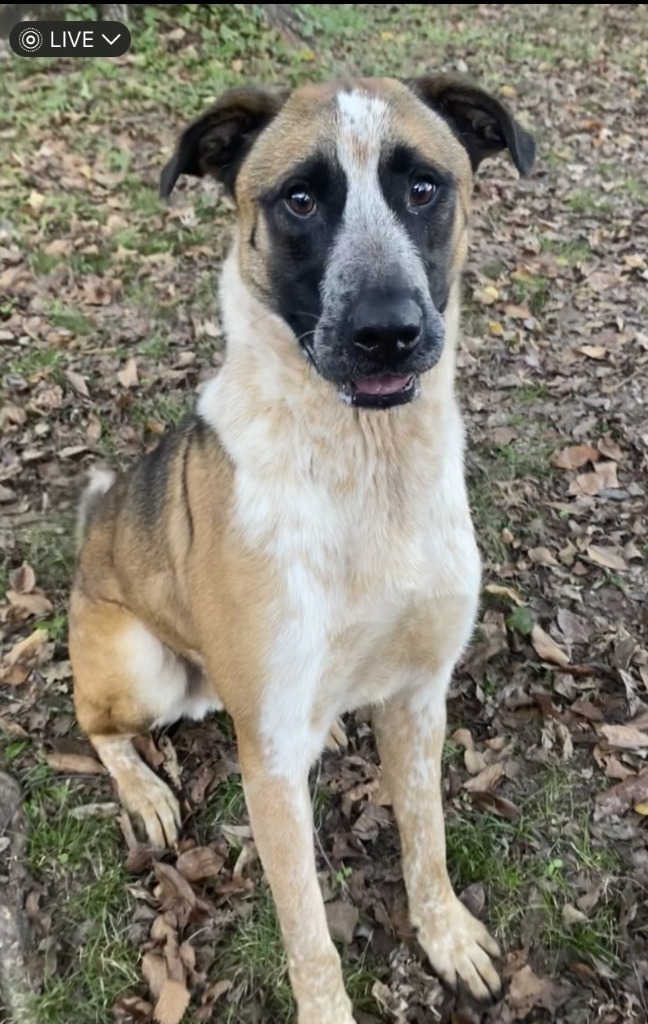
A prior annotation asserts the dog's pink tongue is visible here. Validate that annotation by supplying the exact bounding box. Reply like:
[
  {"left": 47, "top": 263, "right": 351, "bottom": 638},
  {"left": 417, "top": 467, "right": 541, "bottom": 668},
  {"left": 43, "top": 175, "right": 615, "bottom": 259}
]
[{"left": 353, "top": 375, "right": 411, "bottom": 396}]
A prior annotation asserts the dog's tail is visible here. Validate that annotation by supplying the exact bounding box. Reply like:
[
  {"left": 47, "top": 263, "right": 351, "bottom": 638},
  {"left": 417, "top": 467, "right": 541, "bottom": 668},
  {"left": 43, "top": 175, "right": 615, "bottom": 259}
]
[{"left": 75, "top": 468, "right": 116, "bottom": 552}]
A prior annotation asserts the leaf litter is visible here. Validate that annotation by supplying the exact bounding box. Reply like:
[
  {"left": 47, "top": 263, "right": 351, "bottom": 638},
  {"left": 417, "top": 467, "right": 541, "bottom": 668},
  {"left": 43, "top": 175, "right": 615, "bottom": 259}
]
[{"left": 1, "top": 4, "right": 647, "bottom": 1024}]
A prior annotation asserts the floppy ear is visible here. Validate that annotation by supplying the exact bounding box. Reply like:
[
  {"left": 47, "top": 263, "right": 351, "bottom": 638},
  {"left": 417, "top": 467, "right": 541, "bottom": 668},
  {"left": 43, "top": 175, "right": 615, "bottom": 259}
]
[
  {"left": 160, "top": 86, "right": 287, "bottom": 199},
  {"left": 406, "top": 75, "right": 535, "bottom": 176}
]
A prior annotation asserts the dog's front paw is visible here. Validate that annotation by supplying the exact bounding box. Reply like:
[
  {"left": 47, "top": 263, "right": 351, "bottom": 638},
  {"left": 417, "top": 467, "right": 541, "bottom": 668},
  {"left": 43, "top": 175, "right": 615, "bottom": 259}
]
[
  {"left": 414, "top": 896, "right": 501, "bottom": 1001},
  {"left": 118, "top": 761, "right": 181, "bottom": 847}
]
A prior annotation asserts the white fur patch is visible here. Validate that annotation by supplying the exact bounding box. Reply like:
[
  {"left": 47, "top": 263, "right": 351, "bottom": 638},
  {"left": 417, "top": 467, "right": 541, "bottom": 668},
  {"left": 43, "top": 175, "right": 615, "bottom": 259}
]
[
  {"left": 323, "top": 91, "right": 426, "bottom": 299},
  {"left": 121, "top": 622, "right": 222, "bottom": 728}
]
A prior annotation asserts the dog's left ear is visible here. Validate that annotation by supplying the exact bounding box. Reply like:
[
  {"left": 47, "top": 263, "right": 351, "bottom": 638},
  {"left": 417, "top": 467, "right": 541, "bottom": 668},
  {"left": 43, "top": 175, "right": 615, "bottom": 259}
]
[
  {"left": 160, "top": 86, "right": 287, "bottom": 199},
  {"left": 406, "top": 75, "right": 535, "bottom": 176}
]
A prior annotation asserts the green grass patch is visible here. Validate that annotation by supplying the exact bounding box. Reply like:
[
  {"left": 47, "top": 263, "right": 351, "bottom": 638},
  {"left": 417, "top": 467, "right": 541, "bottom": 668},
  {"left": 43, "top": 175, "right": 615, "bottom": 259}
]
[
  {"left": 24, "top": 779, "right": 138, "bottom": 1024},
  {"left": 447, "top": 767, "right": 622, "bottom": 969}
]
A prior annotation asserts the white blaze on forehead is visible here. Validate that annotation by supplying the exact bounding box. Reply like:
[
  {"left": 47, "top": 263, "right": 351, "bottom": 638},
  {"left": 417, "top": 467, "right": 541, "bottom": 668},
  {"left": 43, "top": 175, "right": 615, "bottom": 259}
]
[
  {"left": 328, "top": 89, "right": 424, "bottom": 290},
  {"left": 336, "top": 90, "right": 389, "bottom": 162}
]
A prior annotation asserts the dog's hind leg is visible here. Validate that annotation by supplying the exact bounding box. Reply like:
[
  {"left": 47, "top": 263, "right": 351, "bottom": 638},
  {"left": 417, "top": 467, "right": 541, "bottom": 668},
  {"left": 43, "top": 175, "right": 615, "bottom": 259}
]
[{"left": 69, "top": 593, "right": 189, "bottom": 847}]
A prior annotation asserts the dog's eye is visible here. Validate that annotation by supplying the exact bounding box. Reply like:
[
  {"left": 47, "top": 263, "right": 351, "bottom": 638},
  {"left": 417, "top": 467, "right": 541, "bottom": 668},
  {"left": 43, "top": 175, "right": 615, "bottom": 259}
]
[
  {"left": 285, "top": 187, "right": 316, "bottom": 218},
  {"left": 409, "top": 178, "right": 438, "bottom": 208}
]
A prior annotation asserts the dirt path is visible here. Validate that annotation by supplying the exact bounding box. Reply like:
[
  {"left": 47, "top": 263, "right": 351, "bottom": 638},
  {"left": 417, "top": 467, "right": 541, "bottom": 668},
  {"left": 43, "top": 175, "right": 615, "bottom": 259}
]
[{"left": 1, "top": 5, "right": 647, "bottom": 1023}]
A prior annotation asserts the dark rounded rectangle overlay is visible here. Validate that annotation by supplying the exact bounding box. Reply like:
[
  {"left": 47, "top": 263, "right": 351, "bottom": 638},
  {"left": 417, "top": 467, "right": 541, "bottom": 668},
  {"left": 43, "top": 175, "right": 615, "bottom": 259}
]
[{"left": 10, "top": 21, "right": 131, "bottom": 58}]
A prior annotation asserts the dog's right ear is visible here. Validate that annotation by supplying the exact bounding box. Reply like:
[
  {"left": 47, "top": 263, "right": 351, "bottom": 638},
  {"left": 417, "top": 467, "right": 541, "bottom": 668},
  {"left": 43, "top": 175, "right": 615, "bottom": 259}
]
[{"left": 160, "top": 87, "right": 286, "bottom": 199}]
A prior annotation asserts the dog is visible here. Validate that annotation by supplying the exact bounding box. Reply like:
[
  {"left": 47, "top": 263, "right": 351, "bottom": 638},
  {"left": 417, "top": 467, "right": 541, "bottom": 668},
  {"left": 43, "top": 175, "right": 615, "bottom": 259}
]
[{"left": 69, "top": 73, "right": 534, "bottom": 1023}]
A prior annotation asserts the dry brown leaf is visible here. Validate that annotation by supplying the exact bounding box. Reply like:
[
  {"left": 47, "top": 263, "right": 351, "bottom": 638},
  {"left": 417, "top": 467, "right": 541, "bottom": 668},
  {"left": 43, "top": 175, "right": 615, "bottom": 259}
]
[
  {"left": 595, "top": 770, "right": 648, "bottom": 818},
  {"left": 117, "top": 357, "right": 139, "bottom": 388},
  {"left": 5, "top": 628, "right": 49, "bottom": 667},
  {"left": 597, "top": 435, "right": 623, "bottom": 461},
  {"left": 578, "top": 344, "right": 607, "bottom": 360},
  {"left": 562, "top": 903, "right": 588, "bottom": 928},
  {"left": 464, "top": 748, "right": 488, "bottom": 775},
  {"left": 463, "top": 762, "right": 506, "bottom": 793},
  {"left": 176, "top": 847, "right": 225, "bottom": 883},
  {"left": 0, "top": 716, "right": 28, "bottom": 738},
  {"left": 556, "top": 608, "right": 591, "bottom": 645},
  {"left": 504, "top": 302, "right": 531, "bottom": 320},
  {"left": 531, "top": 625, "right": 570, "bottom": 667},
  {"left": 507, "top": 964, "right": 571, "bottom": 1019},
  {"left": 569, "top": 462, "right": 619, "bottom": 496},
  {"left": 484, "top": 582, "right": 524, "bottom": 605},
  {"left": 45, "top": 752, "right": 108, "bottom": 775},
  {"left": 528, "top": 546, "right": 559, "bottom": 567},
  {"left": 325, "top": 900, "right": 359, "bottom": 945},
  {"left": 550, "top": 444, "right": 599, "bottom": 470},
  {"left": 153, "top": 979, "right": 191, "bottom": 1024},
  {"left": 587, "top": 545, "right": 627, "bottom": 571},
  {"left": 451, "top": 728, "right": 474, "bottom": 751},
  {"left": 154, "top": 863, "right": 197, "bottom": 910},
  {"left": 470, "top": 791, "right": 521, "bottom": 820},
  {"left": 64, "top": 369, "right": 90, "bottom": 398},
  {"left": 9, "top": 563, "right": 36, "bottom": 593},
  {"left": 142, "top": 952, "right": 169, "bottom": 1002},
  {"left": 0, "top": 665, "right": 30, "bottom": 686},
  {"left": 598, "top": 724, "right": 648, "bottom": 751},
  {"left": 6, "top": 589, "right": 53, "bottom": 617}
]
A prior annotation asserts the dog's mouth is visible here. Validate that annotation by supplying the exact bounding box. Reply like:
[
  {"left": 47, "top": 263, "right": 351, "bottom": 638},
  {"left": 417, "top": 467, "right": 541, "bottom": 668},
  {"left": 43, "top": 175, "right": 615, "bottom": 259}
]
[{"left": 347, "top": 374, "right": 419, "bottom": 410}]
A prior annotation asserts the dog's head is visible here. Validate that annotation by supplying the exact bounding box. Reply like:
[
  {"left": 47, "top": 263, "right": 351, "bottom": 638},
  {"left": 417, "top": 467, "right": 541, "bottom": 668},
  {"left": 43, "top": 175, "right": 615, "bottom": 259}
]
[{"left": 161, "top": 76, "right": 534, "bottom": 409}]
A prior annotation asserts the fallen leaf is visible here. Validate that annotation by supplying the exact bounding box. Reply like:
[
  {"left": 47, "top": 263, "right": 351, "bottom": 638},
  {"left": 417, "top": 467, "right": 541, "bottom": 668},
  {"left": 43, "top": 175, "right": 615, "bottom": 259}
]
[
  {"left": 463, "top": 762, "right": 506, "bottom": 793},
  {"left": 598, "top": 724, "right": 648, "bottom": 751},
  {"left": 64, "top": 369, "right": 90, "bottom": 398},
  {"left": 45, "top": 752, "right": 107, "bottom": 775},
  {"left": 507, "top": 605, "right": 534, "bottom": 636},
  {"left": 451, "top": 728, "right": 475, "bottom": 751},
  {"left": 5, "top": 628, "right": 48, "bottom": 667},
  {"left": 118, "top": 357, "right": 139, "bottom": 388},
  {"left": 587, "top": 545, "right": 627, "bottom": 571},
  {"left": 562, "top": 903, "right": 588, "bottom": 928},
  {"left": 484, "top": 583, "right": 524, "bottom": 605},
  {"left": 153, "top": 979, "right": 190, "bottom": 1024},
  {"left": 528, "top": 546, "right": 559, "bottom": 567},
  {"left": 470, "top": 791, "right": 521, "bottom": 820},
  {"left": 6, "top": 589, "right": 53, "bottom": 617},
  {"left": 142, "top": 952, "right": 169, "bottom": 1002},
  {"left": 9, "top": 563, "right": 36, "bottom": 593},
  {"left": 550, "top": 444, "right": 599, "bottom": 470},
  {"left": 154, "top": 863, "right": 197, "bottom": 910},
  {"left": 556, "top": 608, "right": 591, "bottom": 645},
  {"left": 464, "top": 748, "right": 488, "bottom": 775},
  {"left": 325, "top": 900, "right": 359, "bottom": 945},
  {"left": 595, "top": 770, "right": 648, "bottom": 818},
  {"left": 176, "top": 847, "right": 225, "bottom": 883},
  {"left": 507, "top": 964, "right": 571, "bottom": 1018},
  {"left": 578, "top": 344, "right": 607, "bottom": 360},
  {"left": 531, "top": 625, "right": 570, "bottom": 667},
  {"left": 569, "top": 462, "right": 619, "bottom": 496},
  {"left": 597, "top": 435, "right": 623, "bottom": 461}
]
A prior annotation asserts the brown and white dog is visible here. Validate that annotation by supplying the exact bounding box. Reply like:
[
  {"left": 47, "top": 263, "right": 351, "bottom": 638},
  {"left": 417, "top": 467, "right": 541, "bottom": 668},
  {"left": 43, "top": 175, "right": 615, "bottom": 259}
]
[{"left": 69, "top": 74, "right": 534, "bottom": 1022}]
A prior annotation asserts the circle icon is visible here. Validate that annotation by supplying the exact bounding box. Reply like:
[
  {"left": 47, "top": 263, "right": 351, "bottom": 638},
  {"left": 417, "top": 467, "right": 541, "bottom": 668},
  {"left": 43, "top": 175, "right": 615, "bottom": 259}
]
[{"left": 18, "top": 27, "right": 43, "bottom": 52}]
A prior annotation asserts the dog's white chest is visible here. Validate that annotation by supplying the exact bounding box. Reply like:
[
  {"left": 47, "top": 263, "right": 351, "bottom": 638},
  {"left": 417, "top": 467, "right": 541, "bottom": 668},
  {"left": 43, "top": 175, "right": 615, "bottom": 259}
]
[{"left": 233, "top": 460, "right": 478, "bottom": 775}]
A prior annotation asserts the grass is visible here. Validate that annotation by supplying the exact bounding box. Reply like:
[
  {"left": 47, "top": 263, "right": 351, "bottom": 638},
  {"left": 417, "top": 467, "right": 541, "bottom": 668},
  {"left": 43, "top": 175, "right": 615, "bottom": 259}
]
[
  {"left": 19, "top": 772, "right": 138, "bottom": 1024},
  {"left": 446, "top": 767, "right": 623, "bottom": 970},
  {"left": 211, "top": 883, "right": 381, "bottom": 1024}
]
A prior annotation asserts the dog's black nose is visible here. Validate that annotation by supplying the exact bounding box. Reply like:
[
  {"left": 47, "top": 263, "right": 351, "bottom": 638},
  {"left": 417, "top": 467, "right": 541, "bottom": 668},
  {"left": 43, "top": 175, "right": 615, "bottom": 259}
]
[{"left": 351, "top": 295, "right": 423, "bottom": 362}]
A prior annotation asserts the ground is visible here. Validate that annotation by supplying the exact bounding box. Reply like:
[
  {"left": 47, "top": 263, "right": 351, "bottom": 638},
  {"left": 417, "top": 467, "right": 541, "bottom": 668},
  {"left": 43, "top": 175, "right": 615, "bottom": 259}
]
[{"left": 1, "top": 4, "right": 647, "bottom": 1023}]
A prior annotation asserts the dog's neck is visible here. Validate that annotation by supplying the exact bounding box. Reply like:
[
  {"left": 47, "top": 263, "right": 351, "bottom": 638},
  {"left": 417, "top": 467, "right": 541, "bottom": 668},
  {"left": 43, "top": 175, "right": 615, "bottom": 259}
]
[{"left": 198, "top": 244, "right": 465, "bottom": 482}]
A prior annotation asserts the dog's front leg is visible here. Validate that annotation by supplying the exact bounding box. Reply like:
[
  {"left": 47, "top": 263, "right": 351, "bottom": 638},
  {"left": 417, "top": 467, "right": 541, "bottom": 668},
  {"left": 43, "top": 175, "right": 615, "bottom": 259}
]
[
  {"left": 237, "top": 730, "right": 356, "bottom": 1024},
  {"left": 373, "top": 681, "right": 501, "bottom": 1001}
]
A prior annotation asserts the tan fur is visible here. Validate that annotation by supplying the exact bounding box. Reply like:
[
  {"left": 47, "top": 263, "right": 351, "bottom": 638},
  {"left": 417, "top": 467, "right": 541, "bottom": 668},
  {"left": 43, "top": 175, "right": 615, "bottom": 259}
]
[{"left": 68, "top": 74, "right": 527, "bottom": 1021}]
